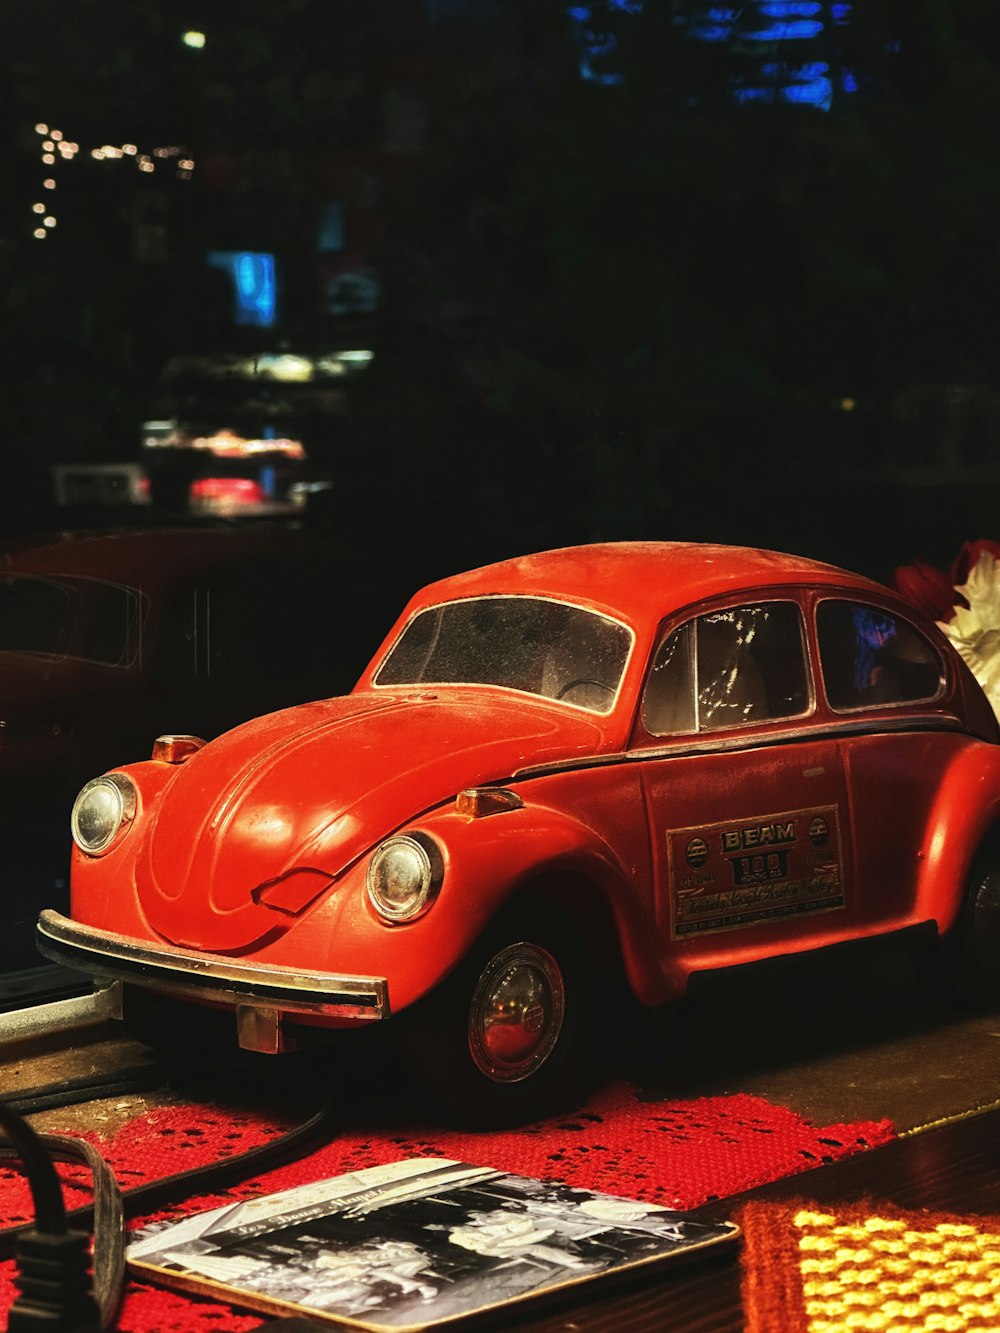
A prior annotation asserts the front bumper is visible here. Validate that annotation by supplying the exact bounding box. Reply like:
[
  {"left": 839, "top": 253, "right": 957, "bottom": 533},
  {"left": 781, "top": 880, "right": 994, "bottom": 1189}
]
[{"left": 36, "top": 909, "right": 389, "bottom": 1054}]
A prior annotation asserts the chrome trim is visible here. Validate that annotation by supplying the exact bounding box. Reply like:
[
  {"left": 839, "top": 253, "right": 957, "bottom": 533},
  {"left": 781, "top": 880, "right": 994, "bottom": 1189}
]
[
  {"left": 71, "top": 773, "right": 137, "bottom": 856},
  {"left": 513, "top": 713, "right": 969, "bottom": 780},
  {"left": 35, "top": 909, "right": 389, "bottom": 1023},
  {"left": 467, "top": 942, "right": 565, "bottom": 1084},
  {"left": 366, "top": 833, "right": 443, "bottom": 923},
  {"left": 237, "top": 1004, "right": 286, "bottom": 1054},
  {"left": 0, "top": 981, "right": 122, "bottom": 1048}
]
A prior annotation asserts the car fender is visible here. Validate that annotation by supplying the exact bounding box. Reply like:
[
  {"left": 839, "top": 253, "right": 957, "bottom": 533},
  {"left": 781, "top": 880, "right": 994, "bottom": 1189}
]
[
  {"left": 915, "top": 740, "right": 1000, "bottom": 933},
  {"left": 393, "top": 800, "right": 665, "bottom": 1010},
  {"left": 67, "top": 759, "right": 176, "bottom": 936}
]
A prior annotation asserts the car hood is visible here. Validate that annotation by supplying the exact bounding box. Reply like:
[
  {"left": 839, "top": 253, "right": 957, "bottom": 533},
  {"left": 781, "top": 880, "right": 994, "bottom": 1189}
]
[{"left": 136, "top": 689, "right": 604, "bottom": 950}]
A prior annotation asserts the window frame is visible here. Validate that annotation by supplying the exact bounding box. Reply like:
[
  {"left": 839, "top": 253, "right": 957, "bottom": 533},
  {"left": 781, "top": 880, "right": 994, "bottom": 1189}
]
[
  {"left": 814, "top": 595, "right": 947, "bottom": 715},
  {"left": 640, "top": 595, "right": 815, "bottom": 739},
  {"left": 0, "top": 573, "right": 147, "bottom": 669}
]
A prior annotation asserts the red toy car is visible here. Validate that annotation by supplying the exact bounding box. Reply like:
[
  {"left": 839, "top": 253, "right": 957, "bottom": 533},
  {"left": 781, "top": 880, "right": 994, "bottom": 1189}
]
[{"left": 37, "top": 542, "right": 1000, "bottom": 1121}]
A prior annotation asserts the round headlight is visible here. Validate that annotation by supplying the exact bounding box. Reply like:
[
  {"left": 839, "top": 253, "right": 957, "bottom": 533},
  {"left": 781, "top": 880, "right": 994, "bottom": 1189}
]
[
  {"left": 366, "top": 833, "right": 443, "bottom": 923},
  {"left": 71, "top": 773, "right": 137, "bottom": 856}
]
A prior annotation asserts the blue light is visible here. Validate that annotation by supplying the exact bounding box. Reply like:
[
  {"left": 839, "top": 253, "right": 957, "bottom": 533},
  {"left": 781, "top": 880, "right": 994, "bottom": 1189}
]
[
  {"left": 206, "top": 251, "right": 277, "bottom": 328},
  {"left": 850, "top": 609, "right": 897, "bottom": 691},
  {"left": 567, "top": 0, "right": 645, "bottom": 83},
  {"left": 569, "top": 0, "right": 861, "bottom": 104},
  {"left": 581, "top": 30, "right": 619, "bottom": 58},
  {"left": 682, "top": 0, "right": 862, "bottom": 110},
  {"left": 745, "top": 20, "right": 825, "bottom": 40},
  {"left": 732, "top": 86, "right": 778, "bottom": 103},
  {"left": 782, "top": 77, "right": 832, "bottom": 108},
  {"left": 584, "top": 67, "right": 625, "bottom": 84},
  {"left": 759, "top": 2, "right": 820, "bottom": 16}
]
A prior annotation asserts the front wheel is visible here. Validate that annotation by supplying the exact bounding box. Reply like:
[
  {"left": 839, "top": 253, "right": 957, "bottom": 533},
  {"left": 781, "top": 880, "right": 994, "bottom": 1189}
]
[{"left": 399, "top": 906, "right": 594, "bottom": 1127}]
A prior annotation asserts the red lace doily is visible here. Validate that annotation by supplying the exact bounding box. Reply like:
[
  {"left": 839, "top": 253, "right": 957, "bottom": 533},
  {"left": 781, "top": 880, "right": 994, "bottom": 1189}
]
[{"left": 0, "top": 1084, "right": 893, "bottom": 1331}]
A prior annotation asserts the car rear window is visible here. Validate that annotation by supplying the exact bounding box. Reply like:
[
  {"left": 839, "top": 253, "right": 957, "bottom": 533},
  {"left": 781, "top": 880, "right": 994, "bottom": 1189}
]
[{"left": 816, "top": 601, "right": 944, "bottom": 710}]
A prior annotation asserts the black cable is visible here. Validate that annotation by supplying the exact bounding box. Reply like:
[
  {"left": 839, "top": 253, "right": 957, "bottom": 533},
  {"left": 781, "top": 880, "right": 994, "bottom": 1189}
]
[
  {"left": 0, "top": 1097, "right": 340, "bottom": 1330},
  {"left": 0, "top": 1100, "right": 339, "bottom": 1259},
  {"left": 0, "top": 1134, "right": 126, "bottom": 1329},
  {"left": 0, "top": 1104, "right": 66, "bottom": 1234},
  {"left": 0, "top": 1103, "right": 105, "bottom": 1333}
]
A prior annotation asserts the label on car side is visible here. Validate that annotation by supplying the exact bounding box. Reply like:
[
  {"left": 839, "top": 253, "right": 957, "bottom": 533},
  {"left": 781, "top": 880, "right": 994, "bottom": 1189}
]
[{"left": 668, "top": 805, "right": 844, "bottom": 937}]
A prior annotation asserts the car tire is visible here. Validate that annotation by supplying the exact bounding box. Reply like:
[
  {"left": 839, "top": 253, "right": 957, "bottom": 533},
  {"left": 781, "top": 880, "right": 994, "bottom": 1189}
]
[
  {"left": 946, "top": 852, "right": 1000, "bottom": 1001},
  {"left": 399, "top": 901, "right": 596, "bottom": 1128}
]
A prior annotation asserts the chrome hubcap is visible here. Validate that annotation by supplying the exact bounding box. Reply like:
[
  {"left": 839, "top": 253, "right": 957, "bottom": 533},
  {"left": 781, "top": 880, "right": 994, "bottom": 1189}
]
[{"left": 468, "top": 942, "right": 565, "bottom": 1083}]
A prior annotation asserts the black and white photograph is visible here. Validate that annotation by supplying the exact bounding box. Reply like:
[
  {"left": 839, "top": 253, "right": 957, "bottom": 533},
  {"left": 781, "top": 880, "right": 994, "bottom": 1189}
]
[{"left": 127, "top": 1158, "right": 739, "bottom": 1330}]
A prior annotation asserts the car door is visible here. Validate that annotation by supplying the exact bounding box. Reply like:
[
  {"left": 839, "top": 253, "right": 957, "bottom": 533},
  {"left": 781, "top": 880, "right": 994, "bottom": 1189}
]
[
  {"left": 635, "top": 597, "right": 856, "bottom": 976},
  {"left": 813, "top": 595, "right": 957, "bottom": 928}
]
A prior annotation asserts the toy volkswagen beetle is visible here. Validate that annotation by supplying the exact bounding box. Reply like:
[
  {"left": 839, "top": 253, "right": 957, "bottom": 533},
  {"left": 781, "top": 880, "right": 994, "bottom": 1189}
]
[{"left": 37, "top": 542, "right": 1000, "bottom": 1122}]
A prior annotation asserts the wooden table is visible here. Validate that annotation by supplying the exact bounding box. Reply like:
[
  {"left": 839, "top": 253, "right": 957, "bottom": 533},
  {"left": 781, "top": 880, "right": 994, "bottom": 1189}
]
[{"left": 495, "top": 1106, "right": 1000, "bottom": 1333}]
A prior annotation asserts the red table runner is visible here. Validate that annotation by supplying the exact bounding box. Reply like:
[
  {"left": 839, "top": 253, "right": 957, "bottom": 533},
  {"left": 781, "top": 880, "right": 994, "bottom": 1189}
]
[{"left": 0, "top": 1083, "right": 894, "bottom": 1331}]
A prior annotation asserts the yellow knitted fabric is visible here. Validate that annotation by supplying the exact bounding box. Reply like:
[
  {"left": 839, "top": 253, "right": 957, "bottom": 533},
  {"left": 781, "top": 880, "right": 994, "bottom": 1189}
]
[
  {"left": 739, "top": 1200, "right": 1000, "bottom": 1333},
  {"left": 794, "top": 1207, "right": 1000, "bottom": 1333}
]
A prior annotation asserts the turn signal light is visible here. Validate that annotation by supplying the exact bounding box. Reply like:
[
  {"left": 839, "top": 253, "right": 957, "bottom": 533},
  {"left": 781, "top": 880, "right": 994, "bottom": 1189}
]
[
  {"left": 151, "top": 735, "right": 206, "bottom": 764},
  {"left": 456, "top": 788, "right": 523, "bottom": 819}
]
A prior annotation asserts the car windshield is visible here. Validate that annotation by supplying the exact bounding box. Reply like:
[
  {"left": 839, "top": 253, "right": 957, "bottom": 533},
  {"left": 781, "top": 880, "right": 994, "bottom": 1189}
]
[
  {"left": 375, "top": 595, "right": 632, "bottom": 714},
  {"left": 0, "top": 574, "right": 142, "bottom": 666}
]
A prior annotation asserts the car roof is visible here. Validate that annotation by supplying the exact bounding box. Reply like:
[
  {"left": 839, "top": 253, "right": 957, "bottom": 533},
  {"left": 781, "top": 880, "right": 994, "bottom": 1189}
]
[
  {"left": 416, "top": 542, "right": 892, "bottom": 624},
  {"left": 1, "top": 526, "right": 302, "bottom": 584}
]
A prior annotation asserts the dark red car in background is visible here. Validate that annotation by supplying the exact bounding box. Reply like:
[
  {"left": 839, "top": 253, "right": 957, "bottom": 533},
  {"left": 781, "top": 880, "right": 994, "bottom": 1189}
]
[{"left": 2, "top": 524, "right": 387, "bottom": 978}]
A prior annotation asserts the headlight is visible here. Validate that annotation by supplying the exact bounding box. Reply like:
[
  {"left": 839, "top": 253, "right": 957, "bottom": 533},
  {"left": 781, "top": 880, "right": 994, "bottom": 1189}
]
[
  {"left": 366, "top": 833, "right": 443, "bottom": 923},
  {"left": 70, "top": 773, "right": 137, "bottom": 856}
]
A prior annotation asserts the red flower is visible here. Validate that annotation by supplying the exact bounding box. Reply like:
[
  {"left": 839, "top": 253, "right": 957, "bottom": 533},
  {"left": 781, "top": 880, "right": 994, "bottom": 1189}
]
[
  {"left": 891, "top": 558, "right": 964, "bottom": 623},
  {"left": 952, "top": 539, "right": 1000, "bottom": 589}
]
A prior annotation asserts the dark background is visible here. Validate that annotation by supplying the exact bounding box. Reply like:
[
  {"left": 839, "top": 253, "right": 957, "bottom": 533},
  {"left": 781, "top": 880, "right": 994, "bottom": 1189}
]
[{"left": 2, "top": 0, "right": 1000, "bottom": 588}]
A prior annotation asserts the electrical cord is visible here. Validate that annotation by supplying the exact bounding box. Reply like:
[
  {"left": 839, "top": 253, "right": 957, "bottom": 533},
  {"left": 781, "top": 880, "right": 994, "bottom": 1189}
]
[
  {"left": 0, "top": 1130, "right": 125, "bottom": 1329},
  {"left": 0, "top": 1099, "right": 340, "bottom": 1330},
  {"left": 0, "top": 1102, "right": 115, "bottom": 1331}
]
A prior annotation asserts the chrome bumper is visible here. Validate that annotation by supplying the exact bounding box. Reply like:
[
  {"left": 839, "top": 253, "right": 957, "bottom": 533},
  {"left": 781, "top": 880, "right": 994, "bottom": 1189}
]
[{"left": 36, "top": 909, "right": 389, "bottom": 1054}]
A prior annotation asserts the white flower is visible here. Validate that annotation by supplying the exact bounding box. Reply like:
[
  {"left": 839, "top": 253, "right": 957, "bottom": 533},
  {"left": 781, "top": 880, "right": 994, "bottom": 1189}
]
[{"left": 938, "top": 550, "right": 1000, "bottom": 718}]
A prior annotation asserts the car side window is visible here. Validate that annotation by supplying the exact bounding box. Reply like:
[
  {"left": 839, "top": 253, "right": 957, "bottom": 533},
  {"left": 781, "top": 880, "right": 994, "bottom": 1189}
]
[
  {"left": 83, "top": 583, "right": 144, "bottom": 667},
  {"left": 643, "top": 602, "right": 809, "bottom": 735},
  {"left": 816, "top": 601, "right": 944, "bottom": 711}
]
